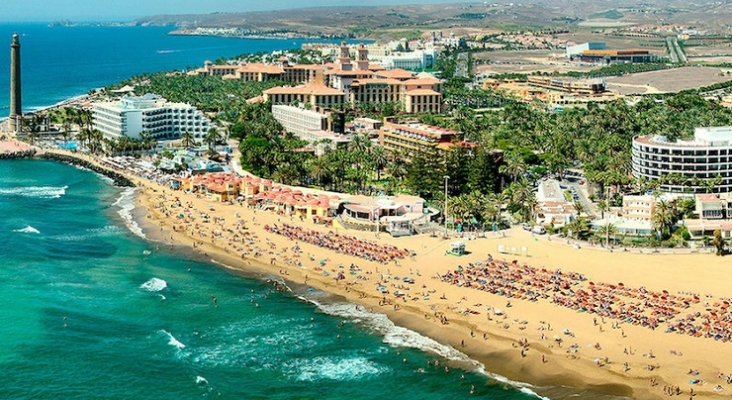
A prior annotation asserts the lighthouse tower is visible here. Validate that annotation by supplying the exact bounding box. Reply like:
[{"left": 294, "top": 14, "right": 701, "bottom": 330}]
[{"left": 9, "top": 33, "right": 22, "bottom": 133}]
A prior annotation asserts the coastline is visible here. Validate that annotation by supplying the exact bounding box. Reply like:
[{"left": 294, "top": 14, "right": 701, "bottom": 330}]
[{"left": 30, "top": 149, "right": 732, "bottom": 400}]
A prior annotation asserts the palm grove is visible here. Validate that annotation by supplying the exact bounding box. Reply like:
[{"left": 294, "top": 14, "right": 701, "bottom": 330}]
[{"left": 88, "top": 49, "right": 732, "bottom": 239}]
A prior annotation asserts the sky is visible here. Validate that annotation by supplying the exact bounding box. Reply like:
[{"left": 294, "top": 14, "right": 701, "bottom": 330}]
[{"left": 1, "top": 0, "right": 482, "bottom": 22}]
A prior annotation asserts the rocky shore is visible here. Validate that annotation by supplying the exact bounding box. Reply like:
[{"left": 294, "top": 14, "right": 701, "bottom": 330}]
[
  {"left": 0, "top": 148, "right": 36, "bottom": 159},
  {"left": 39, "top": 152, "right": 136, "bottom": 188}
]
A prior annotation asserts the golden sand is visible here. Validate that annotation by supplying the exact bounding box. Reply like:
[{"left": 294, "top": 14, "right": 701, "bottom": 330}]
[{"left": 50, "top": 151, "right": 732, "bottom": 399}]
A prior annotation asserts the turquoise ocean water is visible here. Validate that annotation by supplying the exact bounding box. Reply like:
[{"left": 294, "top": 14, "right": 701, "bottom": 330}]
[
  {"left": 0, "top": 24, "right": 540, "bottom": 399},
  {"left": 0, "top": 160, "right": 540, "bottom": 399}
]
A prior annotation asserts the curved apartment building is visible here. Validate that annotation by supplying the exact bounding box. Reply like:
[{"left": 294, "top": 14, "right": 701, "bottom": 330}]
[
  {"left": 92, "top": 94, "right": 211, "bottom": 141},
  {"left": 631, "top": 126, "right": 732, "bottom": 193}
]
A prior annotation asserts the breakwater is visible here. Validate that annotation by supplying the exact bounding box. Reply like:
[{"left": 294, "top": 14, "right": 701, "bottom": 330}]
[
  {"left": 0, "top": 148, "right": 36, "bottom": 159},
  {"left": 39, "top": 152, "right": 135, "bottom": 187}
]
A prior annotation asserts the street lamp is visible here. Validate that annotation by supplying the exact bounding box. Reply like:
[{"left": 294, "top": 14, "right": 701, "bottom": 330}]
[
  {"left": 373, "top": 204, "right": 380, "bottom": 238},
  {"left": 443, "top": 175, "right": 450, "bottom": 238}
]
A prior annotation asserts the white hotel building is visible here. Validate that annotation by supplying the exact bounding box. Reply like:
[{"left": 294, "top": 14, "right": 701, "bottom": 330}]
[
  {"left": 92, "top": 94, "right": 211, "bottom": 140},
  {"left": 631, "top": 126, "right": 732, "bottom": 193},
  {"left": 271, "top": 105, "right": 350, "bottom": 156}
]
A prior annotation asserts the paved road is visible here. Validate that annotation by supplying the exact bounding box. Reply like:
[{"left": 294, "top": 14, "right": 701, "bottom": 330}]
[
  {"left": 666, "top": 37, "right": 686, "bottom": 63},
  {"left": 563, "top": 180, "right": 597, "bottom": 217}
]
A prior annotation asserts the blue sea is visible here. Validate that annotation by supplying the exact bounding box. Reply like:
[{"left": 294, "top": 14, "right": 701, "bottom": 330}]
[
  {"left": 0, "top": 23, "right": 360, "bottom": 112},
  {"left": 0, "top": 25, "right": 542, "bottom": 399}
]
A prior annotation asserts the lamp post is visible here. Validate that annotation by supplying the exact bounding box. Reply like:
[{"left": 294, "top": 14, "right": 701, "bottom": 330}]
[
  {"left": 373, "top": 205, "right": 380, "bottom": 238},
  {"left": 443, "top": 175, "right": 450, "bottom": 238}
]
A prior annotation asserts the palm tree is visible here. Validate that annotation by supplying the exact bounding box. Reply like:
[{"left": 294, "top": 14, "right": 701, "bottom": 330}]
[
  {"left": 180, "top": 131, "right": 195, "bottom": 148},
  {"left": 371, "top": 145, "right": 388, "bottom": 181},
  {"left": 204, "top": 128, "right": 221, "bottom": 152},
  {"left": 499, "top": 151, "right": 526, "bottom": 187},
  {"left": 89, "top": 129, "right": 104, "bottom": 155},
  {"left": 139, "top": 131, "right": 156, "bottom": 151},
  {"left": 505, "top": 178, "right": 535, "bottom": 222},
  {"left": 566, "top": 217, "right": 590, "bottom": 240},
  {"left": 61, "top": 117, "right": 73, "bottom": 148},
  {"left": 78, "top": 109, "right": 93, "bottom": 131},
  {"left": 597, "top": 199, "right": 609, "bottom": 219},
  {"left": 652, "top": 200, "right": 675, "bottom": 239},
  {"left": 599, "top": 222, "right": 617, "bottom": 247},
  {"left": 481, "top": 193, "right": 503, "bottom": 227},
  {"left": 23, "top": 114, "right": 43, "bottom": 146},
  {"left": 573, "top": 201, "right": 585, "bottom": 217}
]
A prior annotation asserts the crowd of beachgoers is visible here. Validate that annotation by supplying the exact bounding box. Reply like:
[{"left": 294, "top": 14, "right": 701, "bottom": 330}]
[
  {"left": 440, "top": 257, "right": 732, "bottom": 344},
  {"left": 28, "top": 146, "right": 732, "bottom": 399},
  {"left": 265, "top": 223, "right": 414, "bottom": 264}
]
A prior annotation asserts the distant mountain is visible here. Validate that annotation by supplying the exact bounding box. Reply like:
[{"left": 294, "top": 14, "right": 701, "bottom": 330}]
[{"left": 130, "top": 0, "right": 732, "bottom": 37}]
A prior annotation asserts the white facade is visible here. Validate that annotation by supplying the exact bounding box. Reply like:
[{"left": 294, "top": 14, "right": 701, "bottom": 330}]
[
  {"left": 271, "top": 105, "right": 349, "bottom": 155},
  {"left": 631, "top": 126, "right": 732, "bottom": 193},
  {"left": 371, "top": 49, "right": 437, "bottom": 71},
  {"left": 272, "top": 105, "right": 328, "bottom": 138},
  {"left": 566, "top": 42, "right": 606, "bottom": 58},
  {"left": 92, "top": 94, "right": 211, "bottom": 140}
]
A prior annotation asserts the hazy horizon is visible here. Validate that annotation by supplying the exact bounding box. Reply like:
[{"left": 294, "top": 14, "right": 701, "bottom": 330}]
[{"left": 2, "top": 0, "right": 484, "bottom": 22}]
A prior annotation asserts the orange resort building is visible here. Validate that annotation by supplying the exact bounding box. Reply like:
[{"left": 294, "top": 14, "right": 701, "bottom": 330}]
[
  {"left": 92, "top": 94, "right": 211, "bottom": 141},
  {"left": 202, "top": 41, "right": 444, "bottom": 114},
  {"left": 379, "top": 118, "right": 468, "bottom": 162},
  {"left": 171, "top": 172, "right": 430, "bottom": 236},
  {"left": 263, "top": 84, "right": 346, "bottom": 109},
  {"left": 632, "top": 126, "right": 732, "bottom": 193}
]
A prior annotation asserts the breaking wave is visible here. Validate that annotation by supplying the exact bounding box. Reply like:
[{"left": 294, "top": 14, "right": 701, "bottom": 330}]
[
  {"left": 113, "top": 187, "right": 145, "bottom": 239},
  {"left": 314, "top": 301, "right": 549, "bottom": 399},
  {"left": 14, "top": 225, "right": 40, "bottom": 234},
  {"left": 0, "top": 185, "right": 68, "bottom": 199},
  {"left": 140, "top": 278, "right": 168, "bottom": 292}
]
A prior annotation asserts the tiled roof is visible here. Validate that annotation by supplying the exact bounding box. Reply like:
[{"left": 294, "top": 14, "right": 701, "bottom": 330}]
[
  {"left": 264, "top": 84, "right": 345, "bottom": 96},
  {"left": 374, "top": 68, "right": 414, "bottom": 79}
]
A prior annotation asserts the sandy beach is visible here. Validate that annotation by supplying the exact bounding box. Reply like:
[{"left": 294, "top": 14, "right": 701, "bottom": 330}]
[{"left": 38, "top": 149, "right": 732, "bottom": 399}]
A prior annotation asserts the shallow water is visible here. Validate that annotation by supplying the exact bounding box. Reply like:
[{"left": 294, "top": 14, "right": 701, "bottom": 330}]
[{"left": 0, "top": 159, "right": 540, "bottom": 399}]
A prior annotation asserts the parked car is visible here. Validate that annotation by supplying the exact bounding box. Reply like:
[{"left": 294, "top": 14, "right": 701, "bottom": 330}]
[{"left": 531, "top": 226, "right": 546, "bottom": 235}]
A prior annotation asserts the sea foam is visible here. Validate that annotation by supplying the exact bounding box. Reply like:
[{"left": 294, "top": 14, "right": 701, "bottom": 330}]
[
  {"left": 113, "top": 187, "right": 146, "bottom": 239},
  {"left": 140, "top": 278, "right": 168, "bottom": 292},
  {"left": 0, "top": 185, "right": 68, "bottom": 199},
  {"left": 54, "top": 225, "right": 121, "bottom": 242},
  {"left": 14, "top": 225, "right": 40, "bottom": 234},
  {"left": 293, "top": 356, "right": 388, "bottom": 381},
  {"left": 314, "top": 301, "right": 549, "bottom": 399},
  {"left": 161, "top": 330, "right": 186, "bottom": 349}
]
